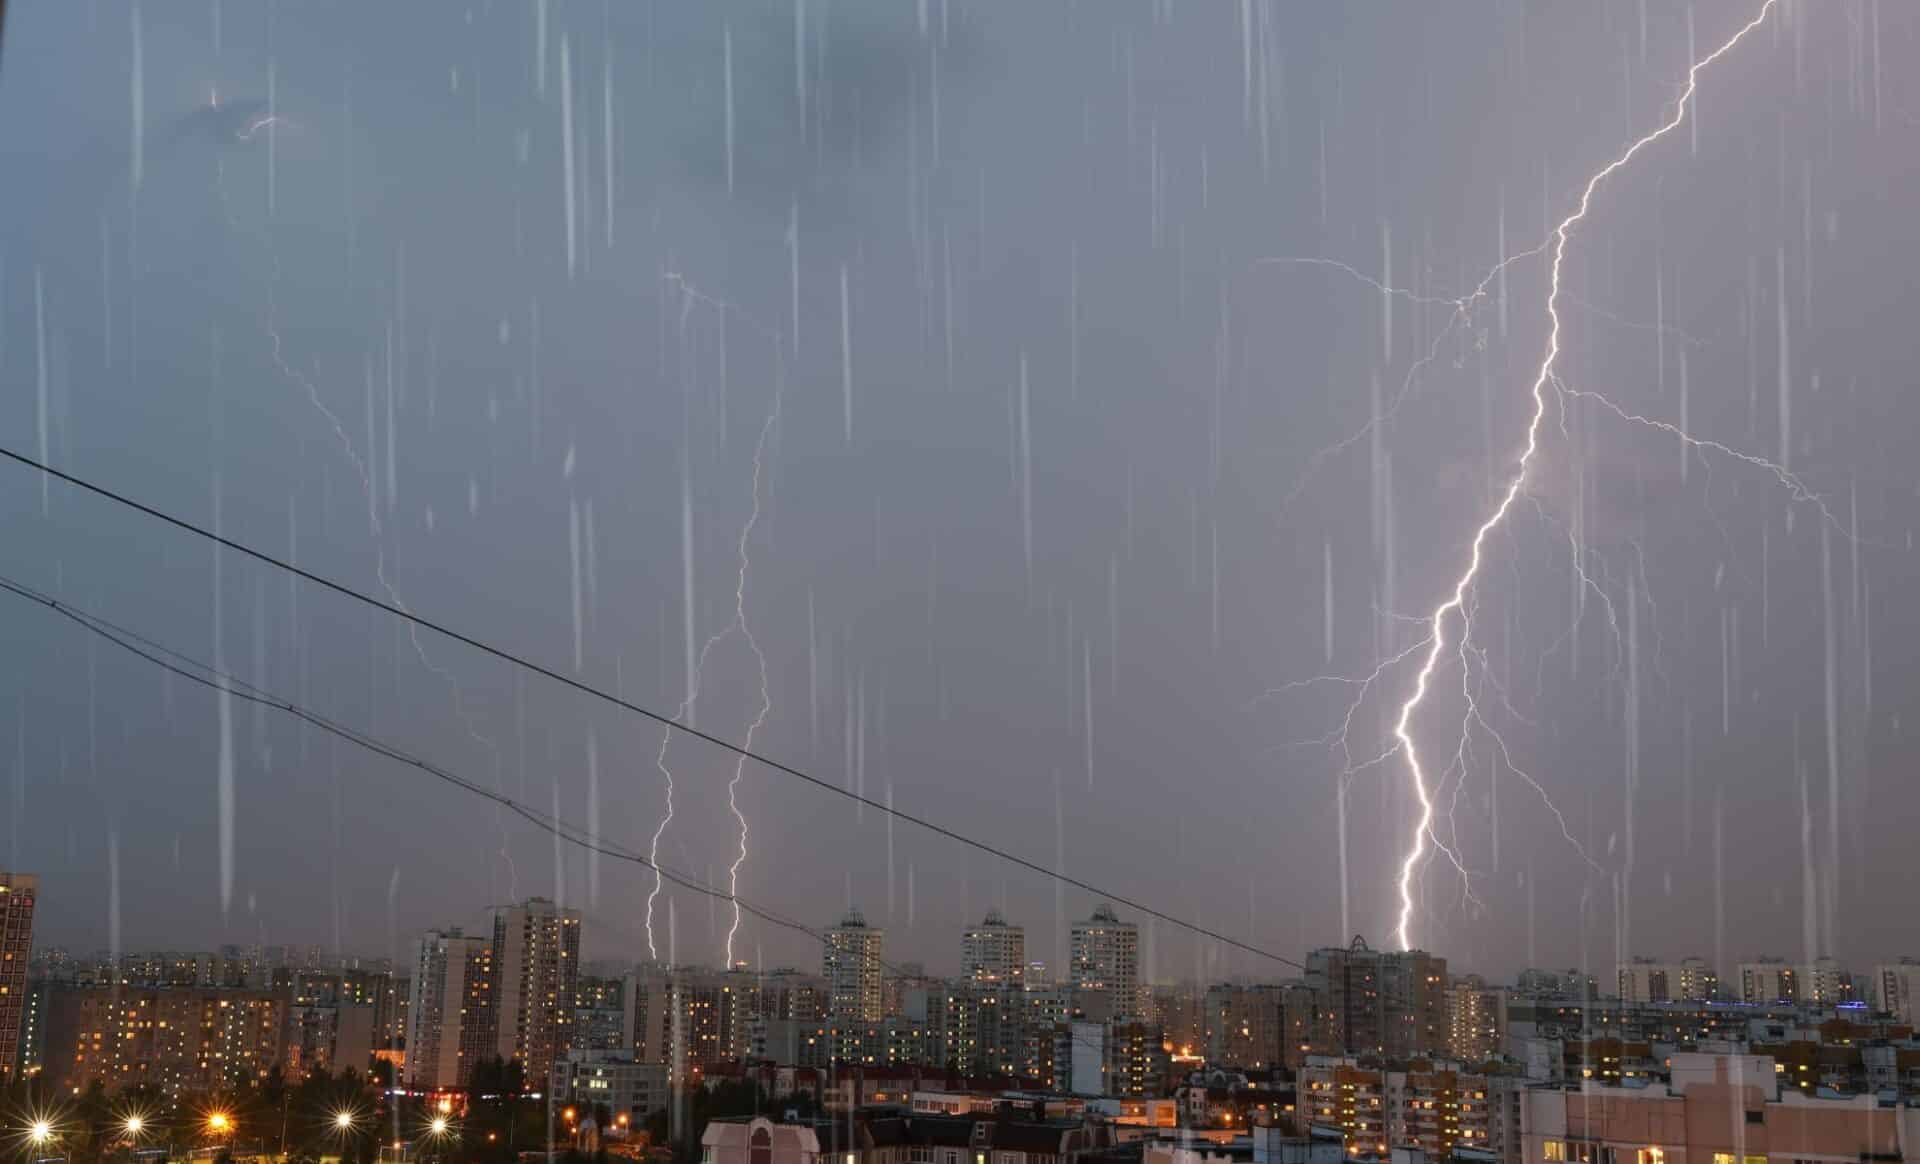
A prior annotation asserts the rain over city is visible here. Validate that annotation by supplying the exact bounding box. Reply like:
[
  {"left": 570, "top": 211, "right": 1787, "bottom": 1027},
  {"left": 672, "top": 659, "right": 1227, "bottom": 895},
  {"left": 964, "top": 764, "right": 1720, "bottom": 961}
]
[{"left": 2, "top": 4, "right": 1919, "bottom": 1164}]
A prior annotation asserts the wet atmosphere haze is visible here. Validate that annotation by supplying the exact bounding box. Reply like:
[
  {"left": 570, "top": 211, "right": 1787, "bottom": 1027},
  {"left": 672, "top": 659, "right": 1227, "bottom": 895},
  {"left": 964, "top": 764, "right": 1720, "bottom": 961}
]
[{"left": 2, "top": 1, "right": 1919, "bottom": 983}]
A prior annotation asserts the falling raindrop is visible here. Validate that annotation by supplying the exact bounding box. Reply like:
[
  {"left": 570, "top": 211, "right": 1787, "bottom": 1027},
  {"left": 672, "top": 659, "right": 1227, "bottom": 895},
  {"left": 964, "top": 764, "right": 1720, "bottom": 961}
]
[
  {"left": 130, "top": 2, "right": 144, "bottom": 195},
  {"left": 1322, "top": 537, "right": 1334, "bottom": 663},
  {"left": 603, "top": 42, "right": 616, "bottom": 249},
  {"left": 841, "top": 263, "right": 854, "bottom": 444},
  {"left": 1019, "top": 355, "right": 1033, "bottom": 596},
  {"left": 561, "top": 35, "right": 577, "bottom": 279},
  {"left": 1821, "top": 519, "right": 1839, "bottom": 955},
  {"left": 34, "top": 267, "right": 49, "bottom": 515},
  {"left": 680, "top": 454, "right": 697, "bottom": 729},
  {"left": 213, "top": 473, "right": 235, "bottom": 919},
  {"left": 1082, "top": 640, "right": 1094, "bottom": 790},
  {"left": 723, "top": 24, "right": 736, "bottom": 197},
  {"left": 569, "top": 497, "right": 584, "bottom": 672},
  {"left": 587, "top": 728, "right": 600, "bottom": 909},
  {"left": 1775, "top": 245, "right": 1791, "bottom": 469},
  {"left": 107, "top": 824, "right": 122, "bottom": 966}
]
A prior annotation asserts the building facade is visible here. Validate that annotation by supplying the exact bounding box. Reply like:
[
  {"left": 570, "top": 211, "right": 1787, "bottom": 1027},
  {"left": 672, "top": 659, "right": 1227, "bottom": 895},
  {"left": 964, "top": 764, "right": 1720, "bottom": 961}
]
[
  {"left": 285, "top": 1003, "right": 376, "bottom": 1079},
  {"left": 1875, "top": 959, "right": 1920, "bottom": 1024},
  {"left": 824, "top": 909, "right": 886, "bottom": 1024},
  {"left": 962, "top": 910, "right": 1026, "bottom": 985},
  {"left": 1520, "top": 1052, "right": 1920, "bottom": 1164},
  {"left": 1445, "top": 976, "right": 1507, "bottom": 1064},
  {"left": 404, "top": 928, "right": 494, "bottom": 1089},
  {"left": 551, "top": 1050, "right": 668, "bottom": 1126},
  {"left": 1738, "top": 958, "right": 1859, "bottom": 1006},
  {"left": 1616, "top": 957, "right": 1718, "bottom": 1003},
  {"left": 0, "top": 872, "right": 36, "bottom": 1081},
  {"left": 1302, "top": 937, "right": 1447, "bottom": 1059},
  {"left": 40, "top": 983, "right": 290, "bottom": 1096},
  {"left": 1300, "top": 1058, "right": 1508, "bottom": 1163},
  {"left": 1203, "top": 984, "right": 1288, "bottom": 1069},
  {"left": 1070, "top": 905, "right": 1142, "bottom": 1022},
  {"left": 491, "top": 898, "right": 582, "bottom": 1083}
]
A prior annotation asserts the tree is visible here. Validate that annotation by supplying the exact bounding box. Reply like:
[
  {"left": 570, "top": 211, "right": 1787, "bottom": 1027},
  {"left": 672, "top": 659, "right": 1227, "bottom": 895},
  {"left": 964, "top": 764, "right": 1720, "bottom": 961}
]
[
  {"left": 74, "top": 1078, "right": 112, "bottom": 1164},
  {"left": 645, "top": 1081, "right": 780, "bottom": 1164}
]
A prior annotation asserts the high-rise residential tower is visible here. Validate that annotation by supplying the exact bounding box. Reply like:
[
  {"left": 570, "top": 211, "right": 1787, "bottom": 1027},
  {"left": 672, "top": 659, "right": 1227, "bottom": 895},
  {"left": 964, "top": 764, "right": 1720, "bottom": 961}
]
[
  {"left": 823, "top": 908, "right": 885, "bottom": 1024},
  {"left": 492, "top": 898, "right": 582, "bottom": 1083},
  {"left": 404, "top": 928, "right": 494, "bottom": 1089},
  {"left": 1302, "top": 935, "right": 1447, "bottom": 1059},
  {"left": 0, "top": 873, "right": 37, "bottom": 1081},
  {"left": 961, "top": 909, "right": 1025, "bottom": 985},
  {"left": 1070, "top": 903, "right": 1142, "bottom": 1021}
]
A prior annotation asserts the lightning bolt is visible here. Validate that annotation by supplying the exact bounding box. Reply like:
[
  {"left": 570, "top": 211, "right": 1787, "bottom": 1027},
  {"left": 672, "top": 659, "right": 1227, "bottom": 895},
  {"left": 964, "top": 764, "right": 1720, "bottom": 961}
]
[
  {"left": 236, "top": 113, "right": 288, "bottom": 142},
  {"left": 1389, "top": 0, "right": 1779, "bottom": 951},
  {"left": 1257, "top": 244, "right": 1550, "bottom": 515},
  {"left": 722, "top": 364, "right": 782, "bottom": 967},
  {"left": 645, "top": 627, "right": 686, "bottom": 962},
  {"left": 646, "top": 274, "right": 784, "bottom": 965},
  {"left": 240, "top": 192, "right": 514, "bottom": 890},
  {"left": 1553, "top": 374, "right": 1839, "bottom": 526}
]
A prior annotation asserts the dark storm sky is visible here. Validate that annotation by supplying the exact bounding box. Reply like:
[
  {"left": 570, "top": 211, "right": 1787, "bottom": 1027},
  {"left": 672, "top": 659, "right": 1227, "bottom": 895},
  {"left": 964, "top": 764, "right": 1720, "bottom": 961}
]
[{"left": 2, "top": 0, "right": 1918, "bottom": 986}]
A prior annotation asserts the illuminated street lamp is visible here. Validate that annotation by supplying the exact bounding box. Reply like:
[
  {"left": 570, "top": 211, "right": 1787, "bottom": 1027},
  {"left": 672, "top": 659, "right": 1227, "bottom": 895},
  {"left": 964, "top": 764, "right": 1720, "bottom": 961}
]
[
  {"left": 29, "top": 1120, "right": 54, "bottom": 1146},
  {"left": 417, "top": 1113, "right": 457, "bottom": 1164},
  {"left": 205, "top": 1110, "right": 234, "bottom": 1154},
  {"left": 334, "top": 1112, "right": 358, "bottom": 1133}
]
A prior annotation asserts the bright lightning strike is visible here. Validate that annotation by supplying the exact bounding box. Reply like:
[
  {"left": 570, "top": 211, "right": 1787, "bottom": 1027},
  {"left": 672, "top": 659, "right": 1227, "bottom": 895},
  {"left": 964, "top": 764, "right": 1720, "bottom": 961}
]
[
  {"left": 1553, "top": 375, "right": 1840, "bottom": 528},
  {"left": 646, "top": 275, "right": 785, "bottom": 965},
  {"left": 1390, "top": 0, "right": 1779, "bottom": 952},
  {"left": 722, "top": 358, "right": 783, "bottom": 968},
  {"left": 1257, "top": 243, "right": 1550, "bottom": 515}
]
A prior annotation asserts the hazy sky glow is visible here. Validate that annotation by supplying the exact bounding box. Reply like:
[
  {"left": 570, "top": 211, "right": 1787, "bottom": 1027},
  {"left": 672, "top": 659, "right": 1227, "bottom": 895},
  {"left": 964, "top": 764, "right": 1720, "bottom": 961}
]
[{"left": 3, "top": 1, "right": 1919, "bottom": 984}]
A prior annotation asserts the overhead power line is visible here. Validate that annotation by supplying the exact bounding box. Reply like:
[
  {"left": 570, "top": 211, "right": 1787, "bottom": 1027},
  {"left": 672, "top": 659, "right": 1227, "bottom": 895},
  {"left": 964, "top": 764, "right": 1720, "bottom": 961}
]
[
  {"left": 0, "top": 444, "right": 1305, "bottom": 971},
  {"left": 0, "top": 569, "right": 1280, "bottom": 1032},
  {"left": 0, "top": 571, "right": 832, "bottom": 950}
]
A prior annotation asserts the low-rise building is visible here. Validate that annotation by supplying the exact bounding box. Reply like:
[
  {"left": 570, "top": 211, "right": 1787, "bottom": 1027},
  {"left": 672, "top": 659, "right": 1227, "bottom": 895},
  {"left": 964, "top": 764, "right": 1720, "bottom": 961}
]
[
  {"left": 1520, "top": 1052, "right": 1920, "bottom": 1164},
  {"left": 1299, "top": 1057, "right": 1515, "bottom": 1163},
  {"left": 702, "top": 1111, "right": 1113, "bottom": 1164},
  {"left": 551, "top": 1050, "right": 669, "bottom": 1126}
]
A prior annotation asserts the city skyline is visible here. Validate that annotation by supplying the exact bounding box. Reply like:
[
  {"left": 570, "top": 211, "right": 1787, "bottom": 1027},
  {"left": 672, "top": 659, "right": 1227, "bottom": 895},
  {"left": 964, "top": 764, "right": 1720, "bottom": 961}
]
[
  {"left": 3, "top": 0, "right": 1919, "bottom": 1001},
  {"left": 6, "top": 3, "right": 1920, "bottom": 1161},
  {"left": 21, "top": 880, "right": 1914, "bottom": 1013}
]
